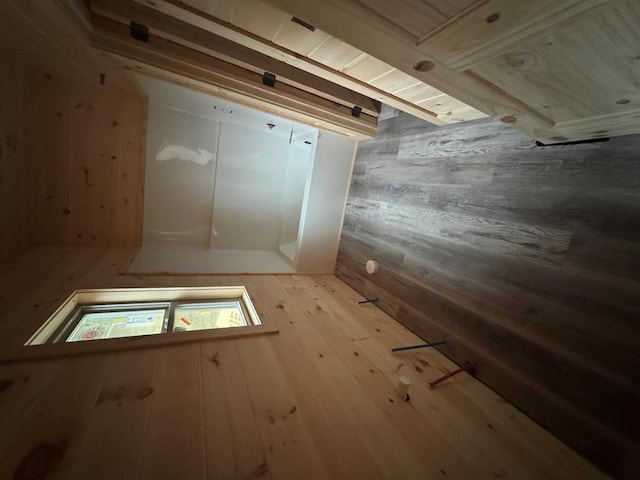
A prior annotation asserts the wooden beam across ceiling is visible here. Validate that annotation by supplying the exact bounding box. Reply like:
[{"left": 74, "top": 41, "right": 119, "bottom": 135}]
[
  {"left": 264, "top": 0, "right": 640, "bottom": 144},
  {"left": 88, "top": 12, "right": 377, "bottom": 139},
  {"left": 124, "top": 0, "right": 450, "bottom": 126},
  {"left": 90, "top": 0, "right": 380, "bottom": 119},
  {"left": 264, "top": 0, "right": 560, "bottom": 142}
]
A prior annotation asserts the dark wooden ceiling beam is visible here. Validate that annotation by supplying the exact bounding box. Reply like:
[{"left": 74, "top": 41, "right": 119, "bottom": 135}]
[
  {"left": 90, "top": 0, "right": 380, "bottom": 118},
  {"left": 89, "top": 14, "right": 377, "bottom": 139},
  {"left": 115, "top": 0, "right": 449, "bottom": 125}
]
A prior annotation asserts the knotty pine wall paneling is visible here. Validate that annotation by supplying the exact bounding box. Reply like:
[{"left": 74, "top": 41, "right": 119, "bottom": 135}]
[
  {"left": 337, "top": 112, "right": 640, "bottom": 480},
  {"left": 0, "top": 63, "right": 29, "bottom": 262},
  {"left": 24, "top": 69, "right": 146, "bottom": 247}
]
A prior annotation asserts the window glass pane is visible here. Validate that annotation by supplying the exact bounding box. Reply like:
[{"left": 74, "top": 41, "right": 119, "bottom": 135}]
[
  {"left": 66, "top": 309, "right": 166, "bottom": 342},
  {"left": 174, "top": 302, "right": 247, "bottom": 332}
]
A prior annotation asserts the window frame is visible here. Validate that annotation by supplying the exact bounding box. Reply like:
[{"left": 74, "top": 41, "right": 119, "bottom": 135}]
[
  {"left": 14, "top": 286, "right": 276, "bottom": 362},
  {"left": 50, "top": 302, "right": 172, "bottom": 343},
  {"left": 172, "top": 299, "right": 252, "bottom": 332}
]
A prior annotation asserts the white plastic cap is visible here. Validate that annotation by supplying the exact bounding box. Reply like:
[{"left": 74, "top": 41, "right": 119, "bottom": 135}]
[{"left": 365, "top": 259, "right": 379, "bottom": 274}]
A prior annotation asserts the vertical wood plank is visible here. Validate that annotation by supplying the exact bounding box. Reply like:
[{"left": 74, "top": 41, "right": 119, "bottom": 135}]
[
  {"left": 200, "top": 340, "right": 269, "bottom": 480},
  {"left": 117, "top": 94, "right": 147, "bottom": 246},
  {"left": 248, "top": 284, "right": 386, "bottom": 480},
  {"left": 24, "top": 70, "right": 72, "bottom": 245},
  {"left": 0, "top": 62, "right": 28, "bottom": 261},
  {"left": 247, "top": 275, "right": 433, "bottom": 479},
  {"left": 66, "top": 349, "right": 159, "bottom": 480},
  {"left": 0, "top": 354, "right": 112, "bottom": 480},
  {"left": 138, "top": 344, "right": 205, "bottom": 480},
  {"left": 0, "top": 248, "right": 615, "bottom": 480},
  {"left": 309, "top": 274, "right": 606, "bottom": 480},
  {"left": 235, "top": 333, "right": 329, "bottom": 480},
  {"left": 0, "top": 360, "right": 62, "bottom": 455},
  {"left": 16, "top": 67, "right": 146, "bottom": 248}
]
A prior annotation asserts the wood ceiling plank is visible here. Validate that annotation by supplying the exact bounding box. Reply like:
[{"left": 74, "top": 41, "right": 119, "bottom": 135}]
[
  {"left": 181, "top": 0, "right": 236, "bottom": 23},
  {"left": 368, "top": 70, "right": 421, "bottom": 95},
  {"left": 129, "top": 0, "right": 449, "bottom": 125},
  {"left": 230, "top": 0, "right": 291, "bottom": 41},
  {"left": 91, "top": 0, "right": 380, "bottom": 117},
  {"left": 89, "top": 15, "right": 376, "bottom": 139},
  {"left": 266, "top": 0, "right": 560, "bottom": 141},
  {"left": 273, "top": 20, "right": 330, "bottom": 56},
  {"left": 426, "top": 0, "right": 478, "bottom": 18},
  {"left": 554, "top": 110, "right": 640, "bottom": 142},
  {"left": 341, "top": 55, "right": 393, "bottom": 83},
  {"left": 473, "top": 2, "right": 640, "bottom": 124},
  {"left": 308, "top": 37, "right": 365, "bottom": 71},
  {"left": 357, "top": 0, "right": 447, "bottom": 39},
  {"left": 417, "top": 93, "right": 460, "bottom": 113},
  {"left": 419, "top": 0, "right": 607, "bottom": 71},
  {"left": 394, "top": 83, "right": 444, "bottom": 104},
  {"left": 443, "top": 105, "right": 489, "bottom": 123}
]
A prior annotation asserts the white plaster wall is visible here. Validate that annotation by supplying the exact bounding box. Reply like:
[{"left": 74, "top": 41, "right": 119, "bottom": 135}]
[
  {"left": 209, "top": 122, "right": 290, "bottom": 250},
  {"left": 295, "top": 131, "right": 357, "bottom": 273},
  {"left": 278, "top": 139, "right": 315, "bottom": 261},
  {"left": 132, "top": 74, "right": 353, "bottom": 274},
  {"left": 128, "top": 244, "right": 294, "bottom": 274},
  {"left": 142, "top": 104, "right": 219, "bottom": 247},
  {"left": 135, "top": 74, "right": 312, "bottom": 141}
]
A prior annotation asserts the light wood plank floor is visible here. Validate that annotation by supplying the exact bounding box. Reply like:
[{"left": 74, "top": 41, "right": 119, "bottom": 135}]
[{"left": 0, "top": 247, "right": 608, "bottom": 479}]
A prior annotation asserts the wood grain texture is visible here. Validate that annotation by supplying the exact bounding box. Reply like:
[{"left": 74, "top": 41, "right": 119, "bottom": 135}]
[
  {"left": 90, "top": 14, "right": 376, "bottom": 139},
  {"left": 418, "top": 0, "right": 606, "bottom": 71},
  {"left": 129, "top": 0, "right": 485, "bottom": 124},
  {"left": 0, "top": 247, "right": 610, "bottom": 480},
  {"left": 0, "top": 0, "right": 139, "bottom": 92},
  {"left": 473, "top": 2, "right": 640, "bottom": 124},
  {"left": 267, "top": 0, "right": 640, "bottom": 143},
  {"left": 90, "top": 0, "right": 381, "bottom": 118},
  {"left": 0, "top": 62, "right": 29, "bottom": 263},
  {"left": 337, "top": 112, "right": 640, "bottom": 480},
  {"left": 24, "top": 69, "right": 146, "bottom": 247}
]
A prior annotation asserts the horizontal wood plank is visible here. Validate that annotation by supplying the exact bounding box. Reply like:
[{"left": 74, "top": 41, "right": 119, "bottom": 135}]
[
  {"left": 337, "top": 112, "right": 640, "bottom": 480},
  {"left": 0, "top": 246, "right": 613, "bottom": 479}
]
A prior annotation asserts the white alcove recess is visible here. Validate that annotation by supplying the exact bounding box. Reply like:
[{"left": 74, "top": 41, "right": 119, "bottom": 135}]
[{"left": 128, "top": 75, "right": 356, "bottom": 274}]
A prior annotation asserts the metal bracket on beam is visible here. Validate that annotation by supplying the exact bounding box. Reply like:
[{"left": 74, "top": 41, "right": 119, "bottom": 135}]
[
  {"left": 351, "top": 106, "right": 362, "bottom": 118},
  {"left": 262, "top": 72, "right": 276, "bottom": 87},
  {"left": 130, "top": 22, "right": 149, "bottom": 42}
]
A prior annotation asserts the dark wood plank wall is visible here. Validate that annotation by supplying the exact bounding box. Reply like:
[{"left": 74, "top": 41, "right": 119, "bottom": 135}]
[
  {"left": 337, "top": 111, "right": 640, "bottom": 480},
  {"left": 0, "top": 62, "right": 29, "bottom": 263}
]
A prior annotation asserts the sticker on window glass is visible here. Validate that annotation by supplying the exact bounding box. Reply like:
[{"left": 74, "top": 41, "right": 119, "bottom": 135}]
[
  {"left": 126, "top": 314, "right": 157, "bottom": 326},
  {"left": 174, "top": 303, "right": 246, "bottom": 332},
  {"left": 66, "top": 309, "right": 166, "bottom": 342}
]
